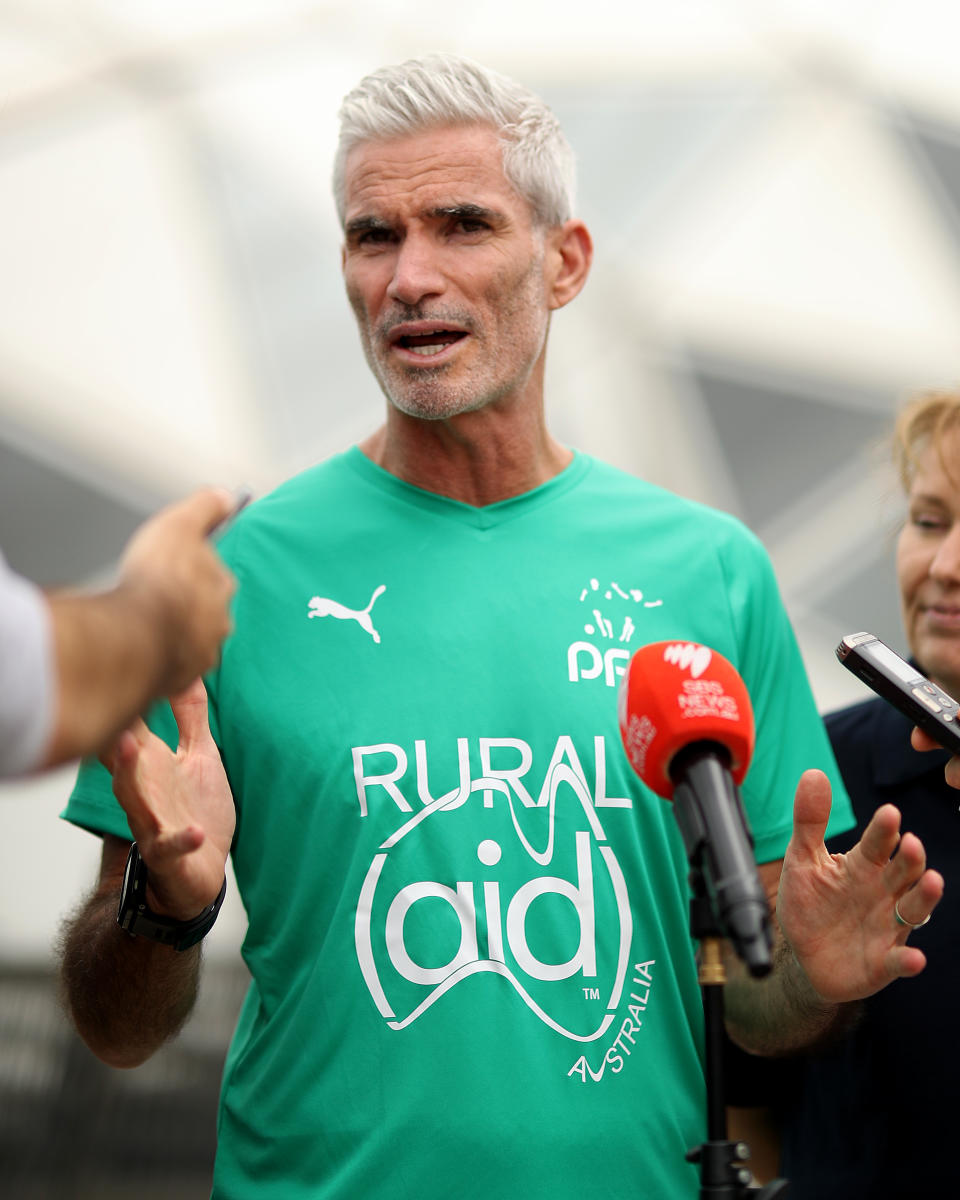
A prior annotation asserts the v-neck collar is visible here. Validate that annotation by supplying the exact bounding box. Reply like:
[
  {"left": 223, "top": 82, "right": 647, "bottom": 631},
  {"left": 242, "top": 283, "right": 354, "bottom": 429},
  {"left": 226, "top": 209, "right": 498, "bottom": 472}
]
[{"left": 343, "top": 445, "right": 591, "bottom": 530}]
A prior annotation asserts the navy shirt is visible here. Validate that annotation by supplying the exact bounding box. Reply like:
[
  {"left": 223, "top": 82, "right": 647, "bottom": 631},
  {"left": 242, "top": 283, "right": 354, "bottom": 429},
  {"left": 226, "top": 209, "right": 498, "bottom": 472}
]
[{"left": 727, "top": 695, "right": 960, "bottom": 1199}]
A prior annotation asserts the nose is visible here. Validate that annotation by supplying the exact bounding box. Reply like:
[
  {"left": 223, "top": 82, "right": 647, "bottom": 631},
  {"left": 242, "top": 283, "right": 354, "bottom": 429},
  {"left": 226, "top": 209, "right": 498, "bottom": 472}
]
[
  {"left": 386, "top": 232, "right": 445, "bottom": 307},
  {"left": 930, "top": 523, "right": 960, "bottom": 585}
]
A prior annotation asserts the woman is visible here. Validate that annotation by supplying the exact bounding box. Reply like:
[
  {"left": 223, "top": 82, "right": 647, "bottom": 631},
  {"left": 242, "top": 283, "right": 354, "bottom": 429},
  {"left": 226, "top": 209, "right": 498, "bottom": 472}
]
[{"left": 727, "top": 389, "right": 960, "bottom": 1198}]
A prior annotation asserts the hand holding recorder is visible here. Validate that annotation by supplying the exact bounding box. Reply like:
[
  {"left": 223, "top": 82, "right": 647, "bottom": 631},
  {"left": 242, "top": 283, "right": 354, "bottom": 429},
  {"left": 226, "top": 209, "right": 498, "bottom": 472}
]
[
  {"left": 837, "top": 631, "right": 960, "bottom": 789},
  {"left": 35, "top": 488, "right": 242, "bottom": 771},
  {"left": 116, "top": 487, "right": 244, "bottom": 697}
]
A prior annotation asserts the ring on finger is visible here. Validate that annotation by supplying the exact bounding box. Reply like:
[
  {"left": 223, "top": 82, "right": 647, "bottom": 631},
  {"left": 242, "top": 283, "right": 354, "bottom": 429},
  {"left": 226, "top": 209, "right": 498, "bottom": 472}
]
[{"left": 894, "top": 898, "right": 931, "bottom": 930}]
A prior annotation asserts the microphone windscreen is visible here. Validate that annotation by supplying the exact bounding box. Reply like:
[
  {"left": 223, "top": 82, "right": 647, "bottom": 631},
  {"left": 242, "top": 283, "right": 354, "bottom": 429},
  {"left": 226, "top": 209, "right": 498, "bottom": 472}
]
[{"left": 618, "top": 641, "right": 755, "bottom": 799}]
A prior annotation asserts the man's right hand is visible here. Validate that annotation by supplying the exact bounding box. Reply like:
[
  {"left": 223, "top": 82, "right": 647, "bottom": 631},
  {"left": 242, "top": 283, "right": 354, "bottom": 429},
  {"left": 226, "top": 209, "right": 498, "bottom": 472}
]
[
  {"left": 103, "top": 680, "right": 235, "bottom": 919},
  {"left": 119, "top": 488, "right": 238, "bottom": 698}
]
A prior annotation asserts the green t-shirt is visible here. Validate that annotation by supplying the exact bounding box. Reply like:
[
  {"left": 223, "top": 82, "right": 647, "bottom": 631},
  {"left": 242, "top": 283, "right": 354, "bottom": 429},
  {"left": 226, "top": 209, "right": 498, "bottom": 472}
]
[{"left": 64, "top": 449, "right": 852, "bottom": 1199}]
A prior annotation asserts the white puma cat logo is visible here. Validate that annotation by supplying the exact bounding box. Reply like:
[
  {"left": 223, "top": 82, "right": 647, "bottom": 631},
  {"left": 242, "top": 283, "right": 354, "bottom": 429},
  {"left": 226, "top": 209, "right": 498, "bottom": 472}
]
[{"left": 308, "top": 585, "right": 386, "bottom": 643}]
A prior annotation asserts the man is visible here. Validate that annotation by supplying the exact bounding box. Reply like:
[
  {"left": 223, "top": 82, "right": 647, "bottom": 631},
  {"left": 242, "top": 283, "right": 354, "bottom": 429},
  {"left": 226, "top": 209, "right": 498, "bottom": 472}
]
[
  {"left": 0, "top": 488, "right": 236, "bottom": 777},
  {"left": 58, "top": 56, "right": 942, "bottom": 1199}
]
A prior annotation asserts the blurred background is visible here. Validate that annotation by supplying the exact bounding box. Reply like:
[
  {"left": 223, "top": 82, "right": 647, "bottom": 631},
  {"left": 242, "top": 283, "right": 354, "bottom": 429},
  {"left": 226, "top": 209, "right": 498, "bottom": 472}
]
[{"left": 2, "top": 0, "right": 960, "bottom": 1194}]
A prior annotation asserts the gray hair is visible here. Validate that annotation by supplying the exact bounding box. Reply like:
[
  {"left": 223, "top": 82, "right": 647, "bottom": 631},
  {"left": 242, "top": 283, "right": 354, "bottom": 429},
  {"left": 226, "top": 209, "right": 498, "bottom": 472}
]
[{"left": 333, "top": 54, "right": 576, "bottom": 229}]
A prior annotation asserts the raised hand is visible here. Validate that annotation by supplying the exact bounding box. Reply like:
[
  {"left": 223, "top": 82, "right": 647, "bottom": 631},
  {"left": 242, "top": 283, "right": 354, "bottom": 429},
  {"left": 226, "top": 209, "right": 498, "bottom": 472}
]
[
  {"left": 777, "top": 769, "right": 944, "bottom": 1004},
  {"left": 118, "top": 488, "right": 237, "bottom": 697},
  {"left": 103, "top": 679, "right": 235, "bottom": 920}
]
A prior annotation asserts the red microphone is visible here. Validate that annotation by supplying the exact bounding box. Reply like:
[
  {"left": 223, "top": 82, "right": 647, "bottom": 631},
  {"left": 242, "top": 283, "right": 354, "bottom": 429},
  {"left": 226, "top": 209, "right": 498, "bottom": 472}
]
[{"left": 618, "top": 641, "right": 772, "bottom": 976}]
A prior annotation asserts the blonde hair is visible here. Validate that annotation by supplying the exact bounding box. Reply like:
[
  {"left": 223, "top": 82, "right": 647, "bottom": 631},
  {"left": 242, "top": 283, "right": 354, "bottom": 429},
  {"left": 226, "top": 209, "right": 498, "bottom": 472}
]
[{"left": 893, "top": 389, "right": 960, "bottom": 492}]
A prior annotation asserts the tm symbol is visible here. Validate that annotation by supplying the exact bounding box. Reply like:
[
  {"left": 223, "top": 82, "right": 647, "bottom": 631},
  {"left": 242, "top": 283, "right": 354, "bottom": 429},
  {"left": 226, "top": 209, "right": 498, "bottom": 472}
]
[{"left": 582, "top": 987, "right": 601, "bottom": 1001}]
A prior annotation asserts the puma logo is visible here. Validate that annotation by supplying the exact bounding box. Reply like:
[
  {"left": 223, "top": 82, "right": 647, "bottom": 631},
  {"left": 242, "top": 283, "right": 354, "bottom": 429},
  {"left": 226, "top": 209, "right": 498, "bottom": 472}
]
[{"left": 308, "top": 585, "right": 386, "bottom": 643}]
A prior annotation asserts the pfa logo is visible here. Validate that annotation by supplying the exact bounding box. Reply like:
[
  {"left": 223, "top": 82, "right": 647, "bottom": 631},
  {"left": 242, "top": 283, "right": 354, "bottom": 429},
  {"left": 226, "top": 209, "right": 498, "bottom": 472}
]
[
  {"left": 355, "top": 771, "right": 633, "bottom": 1042},
  {"left": 568, "top": 577, "right": 664, "bottom": 688}
]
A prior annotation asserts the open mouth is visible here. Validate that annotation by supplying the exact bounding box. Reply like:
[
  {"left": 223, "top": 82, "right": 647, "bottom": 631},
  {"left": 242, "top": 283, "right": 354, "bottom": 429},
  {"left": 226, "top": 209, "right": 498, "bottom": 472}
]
[{"left": 393, "top": 329, "right": 468, "bottom": 357}]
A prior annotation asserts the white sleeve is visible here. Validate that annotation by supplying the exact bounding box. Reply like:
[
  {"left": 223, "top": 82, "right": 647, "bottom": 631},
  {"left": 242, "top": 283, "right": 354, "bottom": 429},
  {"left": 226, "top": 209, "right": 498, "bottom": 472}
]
[{"left": 0, "top": 550, "right": 55, "bottom": 776}]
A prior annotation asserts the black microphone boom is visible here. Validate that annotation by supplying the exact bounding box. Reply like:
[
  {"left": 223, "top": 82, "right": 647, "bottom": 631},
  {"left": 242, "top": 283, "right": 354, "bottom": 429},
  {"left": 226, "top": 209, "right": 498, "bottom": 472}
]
[{"left": 670, "top": 741, "right": 773, "bottom": 978}]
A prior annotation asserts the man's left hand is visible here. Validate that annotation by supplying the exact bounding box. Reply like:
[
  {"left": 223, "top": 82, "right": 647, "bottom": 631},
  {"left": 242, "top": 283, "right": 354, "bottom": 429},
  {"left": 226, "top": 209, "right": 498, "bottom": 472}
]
[{"left": 777, "top": 769, "right": 944, "bottom": 1004}]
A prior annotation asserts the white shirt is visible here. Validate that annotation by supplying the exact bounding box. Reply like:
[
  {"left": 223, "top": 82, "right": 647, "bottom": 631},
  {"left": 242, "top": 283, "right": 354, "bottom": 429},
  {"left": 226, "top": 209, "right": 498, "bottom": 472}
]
[{"left": 0, "top": 550, "right": 54, "bottom": 776}]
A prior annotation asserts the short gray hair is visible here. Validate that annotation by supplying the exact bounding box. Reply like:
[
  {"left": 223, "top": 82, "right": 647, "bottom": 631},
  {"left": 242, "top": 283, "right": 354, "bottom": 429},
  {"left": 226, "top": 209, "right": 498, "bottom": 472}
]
[{"left": 333, "top": 54, "right": 576, "bottom": 229}]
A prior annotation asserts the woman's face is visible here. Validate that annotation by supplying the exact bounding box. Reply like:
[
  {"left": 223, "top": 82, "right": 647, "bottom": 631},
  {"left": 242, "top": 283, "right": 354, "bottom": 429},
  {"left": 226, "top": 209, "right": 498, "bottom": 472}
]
[{"left": 897, "top": 428, "right": 960, "bottom": 698}]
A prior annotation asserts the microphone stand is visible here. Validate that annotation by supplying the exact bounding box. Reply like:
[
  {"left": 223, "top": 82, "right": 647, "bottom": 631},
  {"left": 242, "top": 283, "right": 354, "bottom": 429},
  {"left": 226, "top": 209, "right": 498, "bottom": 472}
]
[{"left": 685, "top": 880, "right": 789, "bottom": 1199}]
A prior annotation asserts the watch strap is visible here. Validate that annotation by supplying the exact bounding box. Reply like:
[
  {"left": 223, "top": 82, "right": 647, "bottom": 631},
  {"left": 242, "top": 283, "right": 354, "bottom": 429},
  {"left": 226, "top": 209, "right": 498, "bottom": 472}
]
[{"left": 117, "top": 842, "right": 227, "bottom": 952}]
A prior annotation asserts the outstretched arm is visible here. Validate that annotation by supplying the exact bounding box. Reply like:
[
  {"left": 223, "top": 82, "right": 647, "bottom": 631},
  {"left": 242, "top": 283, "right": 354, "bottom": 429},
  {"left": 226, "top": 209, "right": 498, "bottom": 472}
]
[
  {"left": 42, "top": 488, "right": 236, "bottom": 769},
  {"left": 724, "top": 769, "right": 944, "bottom": 1055},
  {"left": 59, "top": 681, "right": 235, "bottom": 1067}
]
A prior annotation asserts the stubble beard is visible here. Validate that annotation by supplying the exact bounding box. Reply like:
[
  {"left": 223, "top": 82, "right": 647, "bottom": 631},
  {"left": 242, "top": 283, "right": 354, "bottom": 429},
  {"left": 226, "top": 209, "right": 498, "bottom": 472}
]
[
  {"left": 380, "top": 359, "right": 504, "bottom": 421},
  {"left": 357, "top": 260, "right": 549, "bottom": 422},
  {"left": 371, "top": 330, "right": 484, "bottom": 421}
]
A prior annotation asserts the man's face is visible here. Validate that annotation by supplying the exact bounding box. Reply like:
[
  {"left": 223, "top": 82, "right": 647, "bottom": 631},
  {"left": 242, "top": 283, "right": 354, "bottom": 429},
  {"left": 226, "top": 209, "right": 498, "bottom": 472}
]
[
  {"left": 341, "top": 124, "right": 553, "bottom": 421},
  {"left": 896, "top": 428, "right": 960, "bottom": 697}
]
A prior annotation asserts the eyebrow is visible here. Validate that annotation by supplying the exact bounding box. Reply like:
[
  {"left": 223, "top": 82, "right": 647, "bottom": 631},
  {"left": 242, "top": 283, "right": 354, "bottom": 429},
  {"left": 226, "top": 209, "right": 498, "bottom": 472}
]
[
  {"left": 344, "top": 215, "right": 394, "bottom": 238},
  {"left": 428, "top": 203, "right": 504, "bottom": 224},
  {"left": 345, "top": 204, "right": 506, "bottom": 238},
  {"left": 911, "top": 492, "right": 951, "bottom": 503}
]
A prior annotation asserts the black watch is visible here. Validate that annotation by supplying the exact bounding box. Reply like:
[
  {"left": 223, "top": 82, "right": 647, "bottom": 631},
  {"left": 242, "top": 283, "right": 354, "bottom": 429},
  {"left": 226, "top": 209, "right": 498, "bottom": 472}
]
[{"left": 117, "top": 842, "right": 227, "bottom": 952}]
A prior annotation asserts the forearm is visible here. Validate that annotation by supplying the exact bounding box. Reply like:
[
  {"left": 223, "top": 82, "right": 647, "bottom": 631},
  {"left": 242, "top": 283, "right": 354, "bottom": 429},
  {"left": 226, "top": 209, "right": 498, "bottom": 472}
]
[
  {"left": 59, "top": 882, "right": 201, "bottom": 1068},
  {"left": 722, "top": 934, "right": 857, "bottom": 1056},
  {"left": 45, "top": 583, "right": 171, "bottom": 765}
]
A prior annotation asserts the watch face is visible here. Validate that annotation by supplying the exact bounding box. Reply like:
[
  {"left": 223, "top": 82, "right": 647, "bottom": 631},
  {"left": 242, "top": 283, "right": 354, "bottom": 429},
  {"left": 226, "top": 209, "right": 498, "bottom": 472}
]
[
  {"left": 115, "top": 842, "right": 225, "bottom": 950},
  {"left": 122, "top": 849, "right": 135, "bottom": 894},
  {"left": 121, "top": 843, "right": 145, "bottom": 900},
  {"left": 118, "top": 846, "right": 138, "bottom": 933},
  {"left": 118, "top": 843, "right": 147, "bottom": 929}
]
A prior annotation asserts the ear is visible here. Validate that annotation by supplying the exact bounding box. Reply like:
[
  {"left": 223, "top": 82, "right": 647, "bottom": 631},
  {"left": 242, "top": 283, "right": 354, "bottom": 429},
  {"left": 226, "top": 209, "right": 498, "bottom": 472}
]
[{"left": 546, "top": 219, "right": 593, "bottom": 311}]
